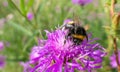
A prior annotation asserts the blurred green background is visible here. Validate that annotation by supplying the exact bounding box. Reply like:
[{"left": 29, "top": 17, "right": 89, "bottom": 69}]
[{"left": 0, "top": 0, "right": 120, "bottom": 72}]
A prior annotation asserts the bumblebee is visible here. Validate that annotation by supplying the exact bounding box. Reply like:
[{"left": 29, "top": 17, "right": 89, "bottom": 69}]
[{"left": 62, "top": 19, "right": 88, "bottom": 45}]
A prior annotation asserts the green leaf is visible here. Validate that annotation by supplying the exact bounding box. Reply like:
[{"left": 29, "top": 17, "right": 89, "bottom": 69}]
[
  {"left": 23, "top": 30, "right": 39, "bottom": 52},
  {"left": 26, "top": 0, "right": 34, "bottom": 12},
  {"left": 20, "top": 0, "right": 26, "bottom": 15},
  {"left": 7, "top": 0, "right": 14, "bottom": 8},
  {"left": 23, "top": 36, "right": 34, "bottom": 52},
  {"left": 8, "top": 21, "right": 32, "bottom": 36}
]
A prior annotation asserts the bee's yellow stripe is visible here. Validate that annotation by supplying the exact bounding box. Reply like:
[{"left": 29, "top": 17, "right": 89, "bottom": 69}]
[
  {"left": 72, "top": 34, "right": 85, "bottom": 40},
  {"left": 68, "top": 21, "right": 74, "bottom": 24}
]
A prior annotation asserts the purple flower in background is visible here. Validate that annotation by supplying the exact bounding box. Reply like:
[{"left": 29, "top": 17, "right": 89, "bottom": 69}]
[
  {"left": 27, "top": 12, "right": 34, "bottom": 21},
  {"left": 0, "top": 55, "right": 5, "bottom": 69},
  {"left": 72, "top": 0, "right": 92, "bottom": 6},
  {"left": 0, "top": 42, "right": 5, "bottom": 69},
  {"left": 63, "top": 19, "right": 72, "bottom": 24},
  {"left": 110, "top": 51, "right": 120, "bottom": 68},
  {"left": 0, "top": 42, "right": 4, "bottom": 51},
  {"left": 22, "top": 28, "right": 106, "bottom": 72},
  {"left": 0, "top": 18, "right": 6, "bottom": 29},
  {"left": 3, "top": 1, "right": 8, "bottom": 7}
]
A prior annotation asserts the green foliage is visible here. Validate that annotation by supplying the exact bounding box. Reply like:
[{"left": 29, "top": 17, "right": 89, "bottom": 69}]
[
  {"left": 20, "top": 0, "right": 26, "bottom": 15},
  {"left": 8, "top": 21, "right": 32, "bottom": 36},
  {"left": 26, "top": 0, "right": 34, "bottom": 11}
]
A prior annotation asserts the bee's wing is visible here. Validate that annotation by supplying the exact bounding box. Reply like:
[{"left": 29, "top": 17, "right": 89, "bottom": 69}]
[
  {"left": 73, "top": 13, "right": 80, "bottom": 28},
  {"left": 73, "top": 13, "right": 81, "bottom": 26}
]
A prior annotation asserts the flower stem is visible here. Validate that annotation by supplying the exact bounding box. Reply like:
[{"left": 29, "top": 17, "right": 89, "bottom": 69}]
[
  {"left": 110, "top": 0, "right": 116, "bottom": 17},
  {"left": 8, "top": 0, "right": 33, "bottom": 25},
  {"left": 110, "top": 0, "right": 120, "bottom": 71},
  {"left": 113, "top": 37, "right": 120, "bottom": 72}
]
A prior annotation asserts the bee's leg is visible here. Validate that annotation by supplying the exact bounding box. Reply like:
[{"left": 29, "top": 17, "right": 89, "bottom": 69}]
[
  {"left": 64, "top": 33, "right": 70, "bottom": 44},
  {"left": 86, "top": 35, "right": 88, "bottom": 41},
  {"left": 73, "top": 38, "right": 82, "bottom": 45}
]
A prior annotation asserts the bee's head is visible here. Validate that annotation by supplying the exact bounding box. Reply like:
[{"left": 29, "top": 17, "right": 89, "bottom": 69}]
[
  {"left": 60, "top": 20, "right": 74, "bottom": 30},
  {"left": 65, "top": 21, "right": 75, "bottom": 28}
]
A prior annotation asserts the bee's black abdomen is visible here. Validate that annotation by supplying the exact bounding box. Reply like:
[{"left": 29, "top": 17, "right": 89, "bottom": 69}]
[
  {"left": 76, "top": 26, "right": 87, "bottom": 36},
  {"left": 72, "top": 38, "right": 83, "bottom": 45},
  {"left": 66, "top": 25, "right": 87, "bottom": 45}
]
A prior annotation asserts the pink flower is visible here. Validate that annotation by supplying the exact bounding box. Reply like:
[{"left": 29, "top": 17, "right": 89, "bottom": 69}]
[
  {"left": 27, "top": 12, "right": 34, "bottom": 21},
  {"left": 22, "top": 29, "right": 106, "bottom": 72},
  {"left": 0, "top": 42, "right": 4, "bottom": 51},
  {"left": 110, "top": 51, "right": 120, "bottom": 68},
  {"left": 3, "top": 1, "right": 8, "bottom": 7},
  {"left": 72, "top": 0, "right": 92, "bottom": 6},
  {"left": 0, "top": 55, "right": 5, "bottom": 69}
]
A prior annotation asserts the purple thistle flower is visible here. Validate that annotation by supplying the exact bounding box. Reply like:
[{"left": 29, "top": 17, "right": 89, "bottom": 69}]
[
  {"left": 72, "top": 0, "right": 92, "bottom": 6},
  {"left": 23, "top": 29, "right": 106, "bottom": 72},
  {"left": 20, "top": 62, "right": 32, "bottom": 72},
  {"left": 0, "top": 55, "right": 5, "bottom": 69},
  {"left": 110, "top": 51, "right": 120, "bottom": 68},
  {"left": 27, "top": 12, "right": 34, "bottom": 21},
  {"left": 0, "top": 42, "right": 4, "bottom": 51}
]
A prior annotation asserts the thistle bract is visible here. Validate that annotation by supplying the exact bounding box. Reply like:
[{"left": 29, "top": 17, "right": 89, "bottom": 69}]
[{"left": 23, "top": 29, "right": 106, "bottom": 72}]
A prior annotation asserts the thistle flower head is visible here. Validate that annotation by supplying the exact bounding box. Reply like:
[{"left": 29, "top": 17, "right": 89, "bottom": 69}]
[
  {"left": 72, "top": 0, "right": 92, "bottom": 6},
  {"left": 63, "top": 19, "right": 72, "bottom": 25},
  {"left": 27, "top": 12, "right": 33, "bottom": 21},
  {"left": 0, "top": 42, "right": 4, "bottom": 51},
  {"left": 20, "top": 62, "right": 32, "bottom": 72},
  {"left": 23, "top": 28, "right": 106, "bottom": 72},
  {"left": 110, "top": 51, "right": 120, "bottom": 68}
]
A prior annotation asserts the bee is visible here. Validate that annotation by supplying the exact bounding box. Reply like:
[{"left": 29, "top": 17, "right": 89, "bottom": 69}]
[{"left": 61, "top": 17, "right": 88, "bottom": 45}]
